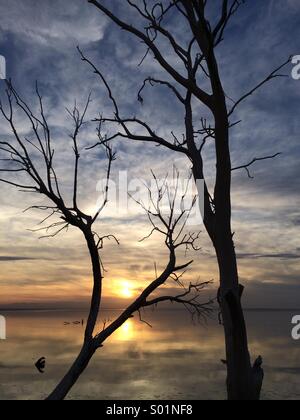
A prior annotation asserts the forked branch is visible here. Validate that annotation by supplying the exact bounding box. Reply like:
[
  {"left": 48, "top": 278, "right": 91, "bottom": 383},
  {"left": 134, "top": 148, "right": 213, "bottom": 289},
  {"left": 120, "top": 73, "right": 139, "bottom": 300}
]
[
  {"left": 232, "top": 153, "right": 281, "bottom": 179},
  {"left": 228, "top": 58, "right": 291, "bottom": 116}
]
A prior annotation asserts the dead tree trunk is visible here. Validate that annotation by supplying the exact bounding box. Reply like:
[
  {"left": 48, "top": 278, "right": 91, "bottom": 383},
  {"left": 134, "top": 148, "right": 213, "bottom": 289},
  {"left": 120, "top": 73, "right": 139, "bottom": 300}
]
[
  {"left": 46, "top": 341, "right": 97, "bottom": 401},
  {"left": 189, "top": 89, "right": 259, "bottom": 399},
  {"left": 211, "top": 74, "right": 261, "bottom": 400},
  {"left": 47, "top": 226, "right": 103, "bottom": 400}
]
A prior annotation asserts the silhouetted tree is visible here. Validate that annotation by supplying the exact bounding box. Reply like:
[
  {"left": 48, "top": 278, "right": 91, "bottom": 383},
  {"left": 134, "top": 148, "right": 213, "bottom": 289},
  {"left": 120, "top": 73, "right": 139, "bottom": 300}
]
[
  {"left": 85, "top": 0, "right": 290, "bottom": 400},
  {"left": 0, "top": 81, "right": 212, "bottom": 400}
]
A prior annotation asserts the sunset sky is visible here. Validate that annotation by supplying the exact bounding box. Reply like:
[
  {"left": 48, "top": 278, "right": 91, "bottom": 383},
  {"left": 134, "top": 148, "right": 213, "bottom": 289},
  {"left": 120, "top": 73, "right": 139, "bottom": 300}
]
[{"left": 0, "top": 0, "right": 299, "bottom": 310}]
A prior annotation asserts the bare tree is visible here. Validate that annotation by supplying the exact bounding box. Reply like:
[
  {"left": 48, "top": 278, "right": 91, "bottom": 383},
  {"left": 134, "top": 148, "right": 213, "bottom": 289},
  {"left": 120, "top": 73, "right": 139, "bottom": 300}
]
[
  {"left": 0, "top": 81, "right": 212, "bottom": 400},
  {"left": 84, "top": 0, "right": 291, "bottom": 400}
]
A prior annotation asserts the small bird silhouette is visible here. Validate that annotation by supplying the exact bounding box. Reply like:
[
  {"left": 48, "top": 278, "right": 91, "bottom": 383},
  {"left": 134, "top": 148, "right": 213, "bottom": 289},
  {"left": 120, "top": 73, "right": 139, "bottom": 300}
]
[{"left": 35, "top": 357, "right": 46, "bottom": 374}]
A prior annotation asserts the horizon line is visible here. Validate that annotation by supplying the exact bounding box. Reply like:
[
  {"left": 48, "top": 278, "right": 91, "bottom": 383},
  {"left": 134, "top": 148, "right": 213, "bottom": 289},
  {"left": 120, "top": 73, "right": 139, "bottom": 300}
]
[{"left": 1, "top": 306, "right": 300, "bottom": 313}]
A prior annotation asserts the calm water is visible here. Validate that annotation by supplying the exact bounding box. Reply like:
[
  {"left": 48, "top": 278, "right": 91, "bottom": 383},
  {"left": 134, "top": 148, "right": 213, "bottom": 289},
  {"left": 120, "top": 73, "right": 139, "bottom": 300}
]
[{"left": 0, "top": 309, "right": 299, "bottom": 400}]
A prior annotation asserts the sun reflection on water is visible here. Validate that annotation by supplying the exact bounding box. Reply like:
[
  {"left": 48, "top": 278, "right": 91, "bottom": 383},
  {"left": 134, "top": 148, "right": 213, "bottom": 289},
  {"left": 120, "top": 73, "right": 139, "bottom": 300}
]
[
  {"left": 114, "top": 319, "right": 135, "bottom": 341},
  {"left": 1, "top": 310, "right": 299, "bottom": 400}
]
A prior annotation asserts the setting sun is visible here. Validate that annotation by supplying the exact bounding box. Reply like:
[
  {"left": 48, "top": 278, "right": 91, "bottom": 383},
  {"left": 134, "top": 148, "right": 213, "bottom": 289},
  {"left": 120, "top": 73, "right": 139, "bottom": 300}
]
[{"left": 119, "top": 281, "right": 134, "bottom": 299}]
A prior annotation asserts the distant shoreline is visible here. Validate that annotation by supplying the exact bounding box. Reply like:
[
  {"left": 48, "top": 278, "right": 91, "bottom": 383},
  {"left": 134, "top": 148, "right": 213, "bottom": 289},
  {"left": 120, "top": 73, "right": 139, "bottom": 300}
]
[{"left": 0, "top": 307, "right": 300, "bottom": 313}]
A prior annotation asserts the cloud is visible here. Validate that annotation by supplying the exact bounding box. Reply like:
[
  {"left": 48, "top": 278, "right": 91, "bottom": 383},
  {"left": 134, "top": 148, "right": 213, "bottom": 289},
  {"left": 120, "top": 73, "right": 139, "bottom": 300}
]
[
  {"left": 237, "top": 253, "right": 300, "bottom": 261},
  {"left": 0, "top": 0, "right": 107, "bottom": 47},
  {"left": 0, "top": 256, "right": 38, "bottom": 262},
  {"left": 0, "top": 0, "right": 299, "bottom": 309}
]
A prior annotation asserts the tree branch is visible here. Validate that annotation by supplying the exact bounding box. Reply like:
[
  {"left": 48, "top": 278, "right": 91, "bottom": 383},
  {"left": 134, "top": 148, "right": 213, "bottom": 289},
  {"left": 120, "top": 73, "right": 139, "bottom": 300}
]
[
  {"left": 78, "top": 47, "right": 190, "bottom": 156},
  {"left": 232, "top": 153, "right": 281, "bottom": 179},
  {"left": 228, "top": 58, "right": 291, "bottom": 116},
  {"left": 87, "top": 0, "right": 213, "bottom": 109},
  {"left": 138, "top": 77, "right": 185, "bottom": 104}
]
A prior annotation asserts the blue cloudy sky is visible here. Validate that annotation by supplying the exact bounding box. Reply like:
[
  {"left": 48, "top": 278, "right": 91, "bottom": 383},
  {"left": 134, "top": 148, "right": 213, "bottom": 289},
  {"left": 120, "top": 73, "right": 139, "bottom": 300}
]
[{"left": 0, "top": 0, "right": 299, "bottom": 309}]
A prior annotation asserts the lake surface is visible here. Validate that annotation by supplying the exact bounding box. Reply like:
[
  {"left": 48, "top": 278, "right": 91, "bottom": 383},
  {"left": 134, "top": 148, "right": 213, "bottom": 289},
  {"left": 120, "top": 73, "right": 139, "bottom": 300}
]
[{"left": 0, "top": 309, "right": 299, "bottom": 400}]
